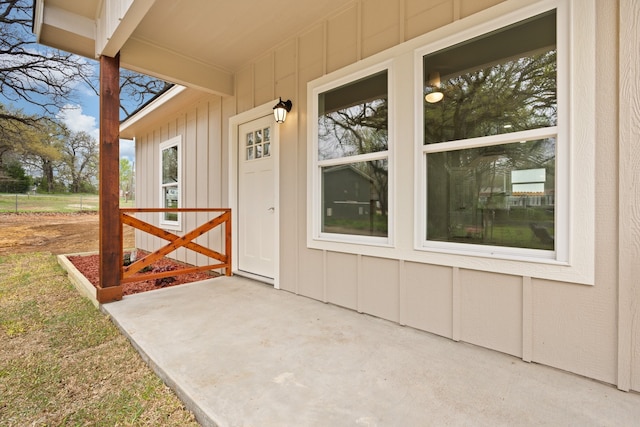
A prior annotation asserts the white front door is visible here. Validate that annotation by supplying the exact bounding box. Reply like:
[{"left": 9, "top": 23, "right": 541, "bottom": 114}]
[{"left": 238, "top": 115, "right": 276, "bottom": 280}]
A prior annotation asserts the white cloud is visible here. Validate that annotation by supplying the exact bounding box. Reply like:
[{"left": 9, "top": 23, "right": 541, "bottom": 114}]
[
  {"left": 0, "top": 48, "right": 95, "bottom": 95},
  {"left": 57, "top": 104, "right": 136, "bottom": 163},
  {"left": 57, "top": 104, "right": 99, "bottom": 141},
  {"left": 120, "top": 139, "right": 135, "bottom": 163}
]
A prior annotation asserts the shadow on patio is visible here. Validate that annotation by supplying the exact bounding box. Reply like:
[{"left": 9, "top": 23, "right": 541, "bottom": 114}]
[{"left": 102, "top": 276, "right": 639, "bottom": 427}]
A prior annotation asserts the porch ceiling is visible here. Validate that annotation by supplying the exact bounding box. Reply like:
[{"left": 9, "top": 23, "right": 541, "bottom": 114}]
[{"left": 35, "top": 0, "right": 351, "bottom": 95}]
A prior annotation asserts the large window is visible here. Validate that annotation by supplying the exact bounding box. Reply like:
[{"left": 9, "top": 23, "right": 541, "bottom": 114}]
[
  {"left": 160, "top": 136, "right": 181, "bottom": 229},
  {"left": 314, "top": 68, "right": 390, "bottom": 243},
  {"left": 308, "top": 0, "right": 595, "bottom": 283},
  {"left": 422, "top": 10, "right": 559, "bottom": 256}
]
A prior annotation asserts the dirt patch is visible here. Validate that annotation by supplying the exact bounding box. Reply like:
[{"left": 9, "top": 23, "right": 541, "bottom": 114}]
[
  {"left": 0, "top": 212, "right": 134, "bottom": 255},
  {"left": 0, "top": 212, "right": 213, "bottom": 295}
]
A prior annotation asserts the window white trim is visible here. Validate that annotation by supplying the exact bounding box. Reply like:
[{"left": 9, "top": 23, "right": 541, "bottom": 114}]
[
  {"left": 305, "top": 0, "right": 595, "bottom": 285},
  {"left": 413, "top": 0, "right": 593, "bottom": 284},
  {"left": 421, "top": 127, "right": 558, "bottom": 155},
  {"left": 308, "top": 61, "right": 395, "bottom": 249},
  {"left": 159, "top": 135, "right": 182, "bottom": 231}
]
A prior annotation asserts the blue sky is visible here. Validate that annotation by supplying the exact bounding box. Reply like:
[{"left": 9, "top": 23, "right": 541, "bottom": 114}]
[{"left": 56, "top": 67, "right": 137, "bottom": 163}]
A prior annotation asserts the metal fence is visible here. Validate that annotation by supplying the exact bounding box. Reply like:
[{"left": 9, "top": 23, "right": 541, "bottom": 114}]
[{"left": 0, "top": 193, "right": 134, "bottom": 213}]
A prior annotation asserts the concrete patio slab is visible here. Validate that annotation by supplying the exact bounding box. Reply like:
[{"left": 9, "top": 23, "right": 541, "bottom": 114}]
[{"left": 102, "top": 276, "right": 639, "bottom": 427}]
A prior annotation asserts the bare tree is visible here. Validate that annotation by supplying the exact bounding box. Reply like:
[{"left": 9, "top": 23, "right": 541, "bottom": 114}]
[
  {"left": 79, "top": 68, "right": 174, "bottom": 119},
  {"left": 2, "top": 0, "right": 174, "bottom": 122},
  {"left": 0, "top": 0, "right": 170, "bottom": 193},
  {"left": 0, "top": 0, "right": 94, "bottom": 124},
  {"left": 119, "top": 69, "right": 173, "bottom": 118},
  {"left": 58, "top": 130, "right": 98, "bottom": 193},
  {"left": 0, "top": 104, "right": 28, "bottom": 168}
]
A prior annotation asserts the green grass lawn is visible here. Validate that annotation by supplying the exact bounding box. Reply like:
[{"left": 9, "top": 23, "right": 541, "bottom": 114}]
[
  {"left": 446, "top": 223, "right": 554, "bottom": 250},
  {"left": 323, "top": 214, "right": 388, "bottom": 236},
  {"left": 0, "top": 253, "right": 198, "bottom": 425},
  {"left": 0, "top": 193, "right": 135, "bottom": 212}
]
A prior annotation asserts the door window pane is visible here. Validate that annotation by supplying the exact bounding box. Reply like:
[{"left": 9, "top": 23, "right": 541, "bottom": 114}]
[{"left": 246, "top": 128, "right": 271, "bottom": 160}]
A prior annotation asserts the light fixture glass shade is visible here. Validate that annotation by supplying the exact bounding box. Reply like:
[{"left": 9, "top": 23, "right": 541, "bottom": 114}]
[
  {"left": 273, "top": 98, "right": 292, "bottom": 123},
  {"left": 274, "top": 107, "right": 287, "bottom": 123},
  {"left": 425, "top": 91, "right": 444, "bottom": 103}
]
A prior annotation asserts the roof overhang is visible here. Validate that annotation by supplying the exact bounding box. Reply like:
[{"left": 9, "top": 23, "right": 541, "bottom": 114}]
[
  {"left": 34, "top": 0, "right": 352, "bottom": 97},
  {"left": 119, "top": 85, "right": 208, "bottom": 139},
  {"left": 34, "top": 0, "right": 233, "bottom": 96}
]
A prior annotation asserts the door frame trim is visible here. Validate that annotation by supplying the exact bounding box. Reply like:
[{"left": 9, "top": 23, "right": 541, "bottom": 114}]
[{"left": 229, "top": 100, "right": 280, "bottom": 288}]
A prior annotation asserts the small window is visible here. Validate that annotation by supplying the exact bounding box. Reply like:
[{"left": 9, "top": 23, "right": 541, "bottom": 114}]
[
  {"left": 315, "top": 69, "right": 390, "bottom": 243},
  {"left": 245, "top": 127, "right": 271, "bottom": 160},
  {"left": 160, "top": 136, "right": 181, "bottom": 229},
  {"left": 421, "top": 10, "right": 558, "bottom": 257}
]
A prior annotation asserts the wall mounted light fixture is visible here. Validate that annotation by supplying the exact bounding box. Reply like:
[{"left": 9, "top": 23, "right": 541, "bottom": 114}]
[{"left": 273, "top": 98, "right": 292, "bottom": 123}]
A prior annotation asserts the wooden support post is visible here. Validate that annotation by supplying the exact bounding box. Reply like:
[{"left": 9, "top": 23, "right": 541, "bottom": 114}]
[{"left": 97, "top": 53, "right": 123, "bottom": 303}]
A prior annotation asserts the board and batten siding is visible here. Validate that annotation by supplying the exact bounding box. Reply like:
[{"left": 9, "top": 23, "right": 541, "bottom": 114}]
[
  {"left": 134, "top": 95, "right": 231, "bottom": 268},
  {"left": 133, "top": 0, "right": 638, "bottom": 391}
]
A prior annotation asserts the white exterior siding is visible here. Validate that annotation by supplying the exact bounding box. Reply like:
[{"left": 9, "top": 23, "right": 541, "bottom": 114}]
[
  {"left": 620, "top": 0, "right": 640, "bottom": 392},
  {"left": 130, "top": 0, "right": 638, "bottom": 391},
  {"left": 135, "top": 96, "right": 229, "bottom": 266}
]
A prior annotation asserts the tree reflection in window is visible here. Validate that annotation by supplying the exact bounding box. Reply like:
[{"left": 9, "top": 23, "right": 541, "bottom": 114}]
[
  {"left": 424, "top": 51, "right": 557, "bottom": 144},
  {"left": 162, "top": 146, "right": 178, "bottom": 184},
  {"left": 423, "top": 10, "right": 557, "bottom": 251},
  {"left": 161, "top": 143, "right": 179, "bottom": 222},
  {"left": 317, "top": 70, "right": 389, "bottom": 238}
]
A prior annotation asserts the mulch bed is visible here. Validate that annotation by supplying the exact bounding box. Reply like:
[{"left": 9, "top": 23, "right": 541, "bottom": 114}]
[{"left": 68, "top": 250, "right": 217, "bottom": 296}]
